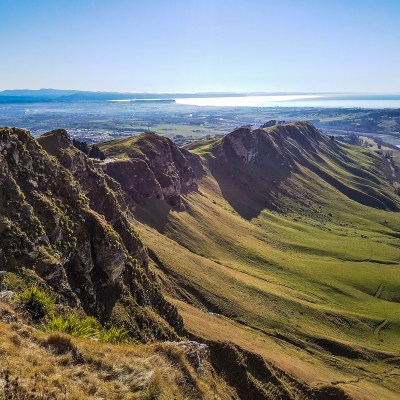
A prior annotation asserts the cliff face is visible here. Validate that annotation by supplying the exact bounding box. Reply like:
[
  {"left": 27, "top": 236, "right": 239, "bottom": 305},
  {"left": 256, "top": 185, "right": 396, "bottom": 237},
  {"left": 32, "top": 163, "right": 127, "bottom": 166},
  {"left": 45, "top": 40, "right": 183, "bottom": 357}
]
[
  {"left": 221, "top": 122, "right": 325, "bottom": 171},
  {"left": 216, "top": 121, "right": 400, "bottom": 212},
  {"left": 38, "top": 129, "right": 147, "bottom": 264},
  {"left": 99, "top": 133, "right": 204, "bottom": 209},
  {"left": 0, "top": 127, "right": 182, "bottom": 340}
]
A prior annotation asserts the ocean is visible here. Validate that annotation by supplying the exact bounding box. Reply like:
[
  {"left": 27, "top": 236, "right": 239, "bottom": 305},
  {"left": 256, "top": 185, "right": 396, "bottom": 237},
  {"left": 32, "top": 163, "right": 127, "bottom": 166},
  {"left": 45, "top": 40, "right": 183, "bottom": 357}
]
[{"left": 175, "top": 94, "right": 400, "bottom": 108}]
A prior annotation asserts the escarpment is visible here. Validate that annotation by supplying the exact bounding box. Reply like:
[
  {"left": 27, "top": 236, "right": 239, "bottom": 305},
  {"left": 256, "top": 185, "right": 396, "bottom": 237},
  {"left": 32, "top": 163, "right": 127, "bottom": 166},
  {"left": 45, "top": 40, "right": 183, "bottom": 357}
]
[
  {"left": 38, "top": 129, "right": 146, "bottom": 264},
  {"left": 213, "top": 121, "right": 400, "bottom": 212},
  {"left": 220, "top": 122, "right": 330, "bottom": 174},
  {"left": 98, "top": 132, "right": 204, "bottom": 209},
  {"left": 0, "top": 127, "right": 182, "bottom": 340}
]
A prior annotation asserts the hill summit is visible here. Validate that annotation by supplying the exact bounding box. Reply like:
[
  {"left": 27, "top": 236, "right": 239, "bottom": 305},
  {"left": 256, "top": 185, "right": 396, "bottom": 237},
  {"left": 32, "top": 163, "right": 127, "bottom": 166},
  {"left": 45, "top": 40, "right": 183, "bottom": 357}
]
[
  {"left": 191, "top": 121, "right": 399, "bottom": 215},
  {"left": 98, "top": 132, "right": 204, "bottom": 209}
]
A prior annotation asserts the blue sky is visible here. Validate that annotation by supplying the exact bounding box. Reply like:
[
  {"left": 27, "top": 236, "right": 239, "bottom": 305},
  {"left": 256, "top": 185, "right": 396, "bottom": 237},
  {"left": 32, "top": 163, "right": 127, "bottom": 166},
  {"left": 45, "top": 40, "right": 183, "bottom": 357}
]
[{"left": 1, "top": 0, "right": 399, "bottom": 93}]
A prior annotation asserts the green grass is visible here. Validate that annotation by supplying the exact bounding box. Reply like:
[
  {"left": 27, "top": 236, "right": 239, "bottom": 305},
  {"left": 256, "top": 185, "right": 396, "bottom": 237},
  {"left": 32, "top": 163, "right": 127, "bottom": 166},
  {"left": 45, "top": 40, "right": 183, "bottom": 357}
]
[
  {"left": 17, "top": 285, "right": 54, "bottom": 320},
  {"left": 130, "top": 125, "right": 400, "bottom": 398},
  {"left": 44, "top": 313, "right": 129, "bottom": 344}
]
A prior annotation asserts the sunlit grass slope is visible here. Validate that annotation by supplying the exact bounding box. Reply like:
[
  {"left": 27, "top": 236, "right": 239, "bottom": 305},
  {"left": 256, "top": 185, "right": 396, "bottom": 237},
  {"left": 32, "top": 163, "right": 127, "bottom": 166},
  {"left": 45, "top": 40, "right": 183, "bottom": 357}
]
[
  {"left": 0, "top": 301, "right": 234, "bottom": 399},
  {"left": 132, "top": 124, "right": 400, "bottom": 398}
]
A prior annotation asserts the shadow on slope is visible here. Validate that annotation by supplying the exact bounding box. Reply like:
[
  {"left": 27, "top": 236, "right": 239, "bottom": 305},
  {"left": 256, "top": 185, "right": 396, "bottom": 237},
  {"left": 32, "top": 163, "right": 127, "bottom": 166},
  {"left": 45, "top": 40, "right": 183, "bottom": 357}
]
[{"left": 202, "top": 122, "right": 399, "bottom": 219}]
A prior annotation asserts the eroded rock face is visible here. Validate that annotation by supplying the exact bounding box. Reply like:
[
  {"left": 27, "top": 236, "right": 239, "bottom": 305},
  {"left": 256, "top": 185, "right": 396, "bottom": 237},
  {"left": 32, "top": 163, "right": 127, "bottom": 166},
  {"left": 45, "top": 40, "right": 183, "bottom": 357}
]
[
  {"left": 222, "top": 126, "right": 258, "bottom": 164},
  {"left": 216, "top": 121, "right": 400, "bottom": 212},
  {"left": 221, "top": 122, "right": 324, "bottom": 168},
  {"left": 38, "top": 129, "right": 147, "bottom": 265},
  {"left": 99, "top": 133, "right": 204, "bottom": 209},
  {"left": 0, "top": 127, "right": 182, "bottom": 339},
  {"left": 103, "top": 159, "right": 163, "bottom": 204}
]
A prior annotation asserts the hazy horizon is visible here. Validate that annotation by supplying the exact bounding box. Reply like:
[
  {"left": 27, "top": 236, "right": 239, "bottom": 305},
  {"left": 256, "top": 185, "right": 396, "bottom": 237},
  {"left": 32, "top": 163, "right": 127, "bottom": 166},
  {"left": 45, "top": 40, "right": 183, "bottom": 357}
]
[
  {"left": 2, "top": 88, "right": 400, "bottom": 96},
  {"left": 1, "top": 0, "right": 400, "bottom": 93}
]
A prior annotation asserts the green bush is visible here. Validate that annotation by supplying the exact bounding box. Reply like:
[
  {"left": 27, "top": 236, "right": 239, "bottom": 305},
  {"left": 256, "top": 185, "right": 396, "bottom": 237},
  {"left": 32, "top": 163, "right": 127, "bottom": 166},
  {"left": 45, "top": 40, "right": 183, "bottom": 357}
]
[
  {"left": 17, "top": 285, "right": 54, "bottom": 320},
  {"left": 45, "top": 314, "right": 99, "bottom": 339},
  {"left": 45, "top": 313, "right": 128, "bottom": 344},
  {"left": 99, "top": 326, "right": 128, "bottom": 344}
]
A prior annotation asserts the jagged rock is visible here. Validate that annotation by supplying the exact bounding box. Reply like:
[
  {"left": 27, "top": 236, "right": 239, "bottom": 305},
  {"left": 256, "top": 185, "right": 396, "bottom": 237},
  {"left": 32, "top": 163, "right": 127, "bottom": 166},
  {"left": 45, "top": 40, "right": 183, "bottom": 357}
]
[
  {"left": 0, "top": 290, "right": 15, "bottom": 302},
  {"left": 222, "top": 126, "right": 259, "bottom": 164},
  {"left": 0, "top": 127, "right": 183, "bottom": 340},
  {"left": 169, "top": 341, "right": 209, "bottom": 373},
  {"left": 38, "top": 129, "right": 147, "bottom": 265},
  {"left": 98, "top": 132, "right": 204, "bottom": 209},
  {"left": 102, "top": 159, "right": 164, "bottom": 204}
]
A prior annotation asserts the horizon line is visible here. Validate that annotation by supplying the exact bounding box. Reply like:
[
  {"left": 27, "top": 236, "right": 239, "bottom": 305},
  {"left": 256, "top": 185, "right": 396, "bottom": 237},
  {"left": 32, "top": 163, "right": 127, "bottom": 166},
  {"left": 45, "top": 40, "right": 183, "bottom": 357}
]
[{"left": 2, "top": 88, "right": 400, "bottom": 96}]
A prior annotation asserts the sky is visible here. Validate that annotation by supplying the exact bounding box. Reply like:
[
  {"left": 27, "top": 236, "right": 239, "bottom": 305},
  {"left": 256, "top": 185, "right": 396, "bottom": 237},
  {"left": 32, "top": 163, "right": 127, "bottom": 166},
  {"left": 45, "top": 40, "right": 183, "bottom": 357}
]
[{"left": 1, "top": 0, "right": 400, "bottom": 93}]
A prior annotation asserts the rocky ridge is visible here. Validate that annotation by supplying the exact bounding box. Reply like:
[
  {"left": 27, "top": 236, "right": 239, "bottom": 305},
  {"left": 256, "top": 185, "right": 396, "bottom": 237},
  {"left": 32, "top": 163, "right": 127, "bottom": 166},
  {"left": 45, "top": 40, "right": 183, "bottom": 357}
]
[
  {"left": 216, "top": 121, "right": 400, "bottom": 211},
  {"left": 99, "top": 132, "right": 204, "bottom": 209},
  {"left": 0, "top": 127, "right": 182, "bottom": 340}
]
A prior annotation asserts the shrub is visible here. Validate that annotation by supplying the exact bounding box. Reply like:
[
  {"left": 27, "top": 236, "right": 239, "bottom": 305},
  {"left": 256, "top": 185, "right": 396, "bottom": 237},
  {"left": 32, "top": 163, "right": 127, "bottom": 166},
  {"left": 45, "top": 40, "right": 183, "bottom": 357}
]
[
  {"left": 45, "top": 314, "right": 99, "bottom": 339},
  {"left": 17, "top": 285, "right": 54, "bottom": 320},
  {"left": 99, "top": 326, "right": 128, "bottom": 344},
  {"left": 45, "top": 313, "right": 128, "bottom": 344}
]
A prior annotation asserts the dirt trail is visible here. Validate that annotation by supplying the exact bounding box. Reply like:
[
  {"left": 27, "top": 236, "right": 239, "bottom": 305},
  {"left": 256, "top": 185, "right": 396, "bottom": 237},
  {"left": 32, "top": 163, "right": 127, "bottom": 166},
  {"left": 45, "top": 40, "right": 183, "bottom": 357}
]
[
  {"left": 373, "top": 319, "right": 389, "bottom": 336},
  {"left": 374, "top": 284, "right": 384, "bottom": 298}
]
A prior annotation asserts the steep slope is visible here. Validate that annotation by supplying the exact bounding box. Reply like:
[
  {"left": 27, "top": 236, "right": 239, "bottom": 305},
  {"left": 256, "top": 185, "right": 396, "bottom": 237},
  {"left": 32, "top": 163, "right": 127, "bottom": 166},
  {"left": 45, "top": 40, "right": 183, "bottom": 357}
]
[
  {"left": 99, "top": 122, "right": 400, "bottom": 399},
  {"left": 2, "top": 123, "right": 400, "bottom": 399},
  {"left": 0, "top": 300, "right": 235, "bottom": 399},
  {"left": 98, "top": 132, "right": 204, "bottom": 209},
  {"left": 0, "top": 127, "right": 181, "bottom": 340},
  {"left": 196, "top": 122, "right": 399, "bottom": 217}
]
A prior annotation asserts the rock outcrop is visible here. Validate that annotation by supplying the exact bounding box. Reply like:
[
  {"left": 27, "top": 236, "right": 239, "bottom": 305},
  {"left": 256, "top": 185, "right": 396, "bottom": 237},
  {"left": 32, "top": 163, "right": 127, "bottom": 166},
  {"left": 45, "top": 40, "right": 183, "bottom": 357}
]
[
  {"left": 220, "top": 121, "right": 325, "bottom": 171},
  {"left": 38, "top": 129, "right": 147, "bottom": 264},
  {"left": 0, "top": 127, "right": 182, "bottom": 340},
  {"left": 99, "top": 133, "right": 204, "bottom": 209},
  {"left": 214, "top": 121, "right": 400, "bottom": 212}
]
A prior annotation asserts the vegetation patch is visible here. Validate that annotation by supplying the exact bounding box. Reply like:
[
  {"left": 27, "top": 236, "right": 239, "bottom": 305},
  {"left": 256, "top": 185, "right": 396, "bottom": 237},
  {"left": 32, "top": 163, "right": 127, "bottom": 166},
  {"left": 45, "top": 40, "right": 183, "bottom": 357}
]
[
  {"left": 44, "top": 313, "right": 128, "bottom": 344},
  {"left": 141, "top": 384, "right": 163, "bottom": 400},
  {"left": 17, "top": 285, "right": 54, "bottom": 320}
]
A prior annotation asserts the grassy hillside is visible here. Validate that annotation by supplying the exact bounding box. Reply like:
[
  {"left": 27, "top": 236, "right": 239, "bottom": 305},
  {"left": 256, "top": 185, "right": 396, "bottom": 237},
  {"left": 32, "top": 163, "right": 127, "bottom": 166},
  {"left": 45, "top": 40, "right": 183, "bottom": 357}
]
[
  {"left": 129, "top": 123, "right": 400, "bottom": 399},
  {"left": 0, "top": 300, "right": 234, "bottom": 399},
  {"left": 3, "top": 123, "right": 398, "bottom": 398}
]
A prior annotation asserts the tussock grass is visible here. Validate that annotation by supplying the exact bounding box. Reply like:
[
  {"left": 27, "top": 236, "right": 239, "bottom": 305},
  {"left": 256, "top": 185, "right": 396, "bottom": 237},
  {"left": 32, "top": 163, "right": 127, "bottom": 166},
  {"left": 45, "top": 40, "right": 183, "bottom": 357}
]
[
  {"left": 0, "top": 305, "right": 235, "bottom": 399},
  {"left": 44, "top": 313, "right": 128, "bottom": 344},
  {"left": 43, "top": 333, "right": 76, "bottom": 354},
  {"left": 17, "top": 285, "right": 54, "bottom": 320}
]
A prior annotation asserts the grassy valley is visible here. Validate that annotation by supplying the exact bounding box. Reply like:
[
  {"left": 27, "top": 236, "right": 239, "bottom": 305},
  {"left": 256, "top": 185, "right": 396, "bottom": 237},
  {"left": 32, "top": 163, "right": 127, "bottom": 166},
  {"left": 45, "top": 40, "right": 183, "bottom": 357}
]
[{"left": 121, "top": 123, "right": 400, "bottom": 398}]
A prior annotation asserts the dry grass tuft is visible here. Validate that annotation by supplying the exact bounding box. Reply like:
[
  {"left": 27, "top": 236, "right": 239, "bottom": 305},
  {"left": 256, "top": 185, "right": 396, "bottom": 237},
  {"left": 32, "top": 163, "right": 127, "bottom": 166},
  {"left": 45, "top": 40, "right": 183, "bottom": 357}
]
[
  {"left": 42, "top": 333, "right": 76, "bottom": 355},
  {"left": 0, "top": 301, "right": 236, "bottom": 399}
]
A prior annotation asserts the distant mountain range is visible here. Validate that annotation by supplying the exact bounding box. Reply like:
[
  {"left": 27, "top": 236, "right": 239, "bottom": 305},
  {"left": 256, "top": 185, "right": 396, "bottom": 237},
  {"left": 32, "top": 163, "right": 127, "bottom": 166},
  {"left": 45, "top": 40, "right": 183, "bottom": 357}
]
[
  {"left": 1, "top": 88, "right": 400, "bottom": 105},
  {"left": 0, "top": 89, "right": 252, "bottom": 103}
]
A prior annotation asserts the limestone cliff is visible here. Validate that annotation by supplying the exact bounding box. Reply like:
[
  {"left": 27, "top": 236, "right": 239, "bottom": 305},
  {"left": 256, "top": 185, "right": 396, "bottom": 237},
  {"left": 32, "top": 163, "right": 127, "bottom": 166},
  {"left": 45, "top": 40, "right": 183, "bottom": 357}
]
[
  {"left": 99, "top": 132, "right": 204, "bottom": 209},
  {"left": 215, "top": 121, "right": 400, "bottom": 211},
  {"left": 0, "top": 127, "right": 182, "bottom": 340}
]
